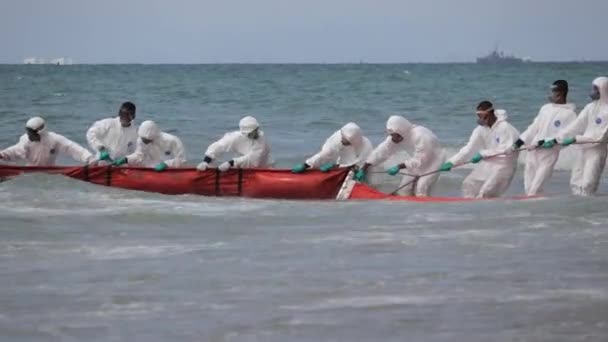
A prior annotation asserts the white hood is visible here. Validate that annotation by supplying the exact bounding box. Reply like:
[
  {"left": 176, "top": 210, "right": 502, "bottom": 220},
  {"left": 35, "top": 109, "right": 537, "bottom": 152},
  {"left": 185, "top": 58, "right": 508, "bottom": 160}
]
[
  {"left": 138, "top": 120, "right": 161, "bottom": 141},
  {"left": 340, "top": 122, "right": 363, "bottom": 147},
  {"left": 239, "top": 116, "right": 259, "bottom": 135},
  {"left": 494, "top": 109, "right": 508, "bottom": 122},
  {"left": 593, "top": 76, "right": 608, "bottom": 104},
  {"left": 386, "top": 115, "right": 412, "bottom": 137},
  {"left": 26, "top": 116, "right": 46, "bottom": 133}
]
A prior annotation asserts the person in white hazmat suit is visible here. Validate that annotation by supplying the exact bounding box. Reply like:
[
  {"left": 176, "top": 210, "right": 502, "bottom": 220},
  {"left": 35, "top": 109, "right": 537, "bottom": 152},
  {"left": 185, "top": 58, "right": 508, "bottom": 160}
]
[
  {"left": 112, "top": 120, "right": 186, "bottom": 171},
  {"left": 291, "top": 122, "right": 373, "bottom": 173},
  {"left": 440, "top": 102, "right": 520, "bottom": 198},
  {"left": 197, "top": 116, "right": 271, "bottom": 172},
  {"left": 512, "top": 80, "right": 577, "bottom": 196},
  {"left": 86, "top": 102, "right": 138, "bottom": 163},
  {"left": 355, "top": 115, "right": 445, "bottom": 197},
  {"left": 0, "top": 117, "right": 95, "bottom": 166},
  {"left": 553, "top": 76, "right": 608, "bottom": 196}
]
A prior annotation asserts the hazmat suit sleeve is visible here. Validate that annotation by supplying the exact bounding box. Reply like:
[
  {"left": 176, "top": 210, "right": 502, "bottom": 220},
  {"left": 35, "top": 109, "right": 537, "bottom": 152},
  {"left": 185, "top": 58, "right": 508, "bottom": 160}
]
[
  {"left": 52, "top": 133, "right": 94, "bottom": 164},
  {"left": 125, "top": 140, "right": 146, "bottom": 166},
  {"left": 448, "top": 127, "right": 484, "bottom": 165},
  {"left": 559, "top": 104, "right": 592, "bottom": 140},
  {"left": 163, "top": 138, "right": 186, "bottom": 167},
  {"left": 205, "top": 132, "right": 239, "bottom": 161},
  {"left": 349, "top": 137, "right": 374, "bottom": 167},
  {"left": 575, "top": 125, "right": 608, "bottom": 144},
  {"left": 0, "top": 135, "right": 28, "bottom": 162},
  {"left": 232, "top": 136, "right": 270, "bottom": 168},
  {"left": 86, "top": 119, "right": 111, "bottom": 152},
  {"left": 366, "top": 137, "right": 399, "bottom": 166},
  {"left": 403, "top": 133, "right": 433, "bottom": 170},
  {"left": 305, "top": 132, "right": 341, "bottom": 168},
  {"left": 519, "top": 108, "right": 543, "bottom": 145},
  {"left": 569, "top": 103, "right": 608, "bottom": 144}
]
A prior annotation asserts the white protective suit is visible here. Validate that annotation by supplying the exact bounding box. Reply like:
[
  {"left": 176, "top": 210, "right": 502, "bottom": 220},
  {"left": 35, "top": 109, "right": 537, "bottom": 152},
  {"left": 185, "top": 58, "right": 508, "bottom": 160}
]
[
  {"left": 366, "top": 115, "right": 445, "bottom": 196},
  {"left": 201, "top": 116, "right": 271, "bottom": 169},
  {"left": 86, "top": 117, "right": 138, "bottom": 160},
  {"left": 305, "top": 123, "right": 373, "bottom": 168},
  {"left": 520, "top": 103, "right": 577, "bottom": 195},
  {"left": 558, "top": 77, "right": 608, "bottom": 196},
  {"left": 448, "top": 110, "right": 520, "bottom": 198},
  {"left": 125, "top": 121, "right": 186, "bottom": 167},
  {"left": 0, "top": 117, "right": 94, "bottom": 166}
]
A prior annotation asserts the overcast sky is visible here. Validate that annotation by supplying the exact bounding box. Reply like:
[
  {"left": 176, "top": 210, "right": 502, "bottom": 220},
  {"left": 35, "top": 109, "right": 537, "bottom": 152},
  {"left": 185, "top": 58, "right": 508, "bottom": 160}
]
[{"left": 1, "top": 0, "right": 606, "bottom": 64}]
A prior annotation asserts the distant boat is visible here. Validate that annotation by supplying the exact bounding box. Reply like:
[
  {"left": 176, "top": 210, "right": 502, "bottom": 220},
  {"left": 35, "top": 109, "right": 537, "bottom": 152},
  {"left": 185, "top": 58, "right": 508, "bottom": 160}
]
[
  {"left": 476, "top": 49, "right": 528, "bottom": 65},
  {"left": 23, "top": 57, "right": 73, "bottom": 65},
  {"left": 23, "top": 57, "right": 44, "bottom": 65},
  {"left": 49, "top": 57, "right": 73, "bottom": 65}
]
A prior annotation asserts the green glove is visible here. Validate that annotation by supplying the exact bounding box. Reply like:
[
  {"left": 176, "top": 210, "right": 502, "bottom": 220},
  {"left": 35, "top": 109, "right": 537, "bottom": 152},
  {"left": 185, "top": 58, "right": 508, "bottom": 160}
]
[
  {"left": 439, "top": 162, "right": 453, "bottom": 172},
  {"left": 154, "top": 162, "right": 168, "bottom": 172},
  {"left": 354, "top": 169, "right": 366, "bottom": 182},
  {"left": 99, "top": 150, "right": 112, "bottom": 162},
  {"left": 541, "top": 139, "right": 556, "bottom": 149},
  {"left": 387, "top": 165, "right": 401, "bottom": 176},
  {"left": 562, "top": 137, "right": 576, "bottom": 146},
  {"left": 319, "top": 163, "right": 335, "bottom": 173},
  {"left": 291, "top": 163, "right": 307, "bottom": 174},
  {"left": 112, "top": 157, "right": 128, "bottom": 166},
  {"left": 470, "top": 152, "right": 483, "bottom": 164}
]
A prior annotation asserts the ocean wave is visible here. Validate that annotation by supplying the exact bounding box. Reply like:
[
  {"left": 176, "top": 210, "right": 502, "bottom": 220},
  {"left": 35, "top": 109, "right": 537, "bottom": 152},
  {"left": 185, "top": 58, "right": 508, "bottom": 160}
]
[
  {"left": 82, "top": 243, "right": 225, "bottom": 260},
  {"left": 281, "top": 288, "right": 608, "bottom": 311}
]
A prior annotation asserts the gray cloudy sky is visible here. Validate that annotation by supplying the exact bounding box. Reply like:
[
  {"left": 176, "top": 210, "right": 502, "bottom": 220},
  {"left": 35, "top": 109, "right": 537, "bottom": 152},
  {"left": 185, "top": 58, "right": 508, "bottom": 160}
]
[{"left": 0, "top": 0, "right": 606, "bottom": 64}]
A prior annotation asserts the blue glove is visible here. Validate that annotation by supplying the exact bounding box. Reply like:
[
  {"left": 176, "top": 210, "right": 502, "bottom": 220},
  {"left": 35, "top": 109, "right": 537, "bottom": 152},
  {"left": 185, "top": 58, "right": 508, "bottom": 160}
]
[
  {"left": 112, "top": 157, "right": 128, "bottom": 166},
  {"left": 291, "top": 163, "right": 307, "bottom": 174},
  {"left": 439, "top": 162, "right": 453, "bottom": 172},
  {"left": 354, "top": 169, "right": 366, "bottom": 182},
  {"left": 99, "top": 150, "right": 112, "bottom": 162},
  {"left": 154, "top": 162, "right": 168, "bottom": 172},
  {"left": 319, "top": 163, "right": 335, "bottom": 173},
  {"left": 542, "top": 139, "right": 557, "bottom": 149},
  {"left": 470, "top": 152, "right": 483, "bottom": 164},
  {"left": 387, "top": 165, "right": 401, "bottom": 176},
  {"left": 562, "top": 137, "right": 576, "bottom": 146}
]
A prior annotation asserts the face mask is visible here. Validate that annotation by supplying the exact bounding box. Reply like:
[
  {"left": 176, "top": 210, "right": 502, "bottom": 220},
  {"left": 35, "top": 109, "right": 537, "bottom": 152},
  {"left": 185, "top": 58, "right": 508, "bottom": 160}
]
[
  {"left": 246, "top": 129, "right": 259, "bottom": 140},
  {"left": 590, "top": 92, "right": 601, "bottom": 101},
  {"left": 26, "top": 128, "right": 42, "bottom": 142},
  {"left": 390, "top": 133, "right": 403, "bottom": 143},
  {"left": 477, "top": 118, "right": 488, "bottom": 127}
]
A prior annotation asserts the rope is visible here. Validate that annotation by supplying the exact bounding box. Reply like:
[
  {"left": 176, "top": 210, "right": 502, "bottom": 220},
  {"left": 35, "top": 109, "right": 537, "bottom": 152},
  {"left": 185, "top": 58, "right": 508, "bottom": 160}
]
[
  {"left": 388, "top": 146, "right": 527, "bottom": 195},
  {"left": 387, "top": 139, "right": 608, "bottom": 196}
]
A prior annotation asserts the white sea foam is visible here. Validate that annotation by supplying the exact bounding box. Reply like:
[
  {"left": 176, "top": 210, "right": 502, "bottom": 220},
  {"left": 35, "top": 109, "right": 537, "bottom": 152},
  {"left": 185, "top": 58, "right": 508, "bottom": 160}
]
[
  {"left": 82, "top": 243, "right": 225, "bottom": 260},
  {"left": 282, "top": 288, "right": 608, "bottom": 312}
]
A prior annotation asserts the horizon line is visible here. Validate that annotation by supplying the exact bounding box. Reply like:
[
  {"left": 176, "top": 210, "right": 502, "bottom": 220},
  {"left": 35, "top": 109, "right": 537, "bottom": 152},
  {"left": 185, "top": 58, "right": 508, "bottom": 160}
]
[{"left": 3, "top": 60, "right": 608, "bottom": 66}]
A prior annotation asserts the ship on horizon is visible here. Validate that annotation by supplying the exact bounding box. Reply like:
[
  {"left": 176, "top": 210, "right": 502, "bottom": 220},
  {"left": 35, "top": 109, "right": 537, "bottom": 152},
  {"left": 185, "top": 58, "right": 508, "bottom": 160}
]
[
  {"left": 476, "top": 48, "right": 531, "bottom": 64},
  {"left": 23, "top": 57, "right": 73, "bottom": 65}
]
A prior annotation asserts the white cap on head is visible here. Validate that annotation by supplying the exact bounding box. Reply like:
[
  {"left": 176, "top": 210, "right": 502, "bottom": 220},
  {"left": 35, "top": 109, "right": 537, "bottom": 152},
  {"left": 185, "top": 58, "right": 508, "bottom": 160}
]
[
  {"left": 26, "top": 116, "right": 46, "bottom": 133},
  {"left": 138, "top": 120, "right": 161, "bottom": 140},
  {"left": 239, "top": 116, "right": 259, "bottom": 135}
]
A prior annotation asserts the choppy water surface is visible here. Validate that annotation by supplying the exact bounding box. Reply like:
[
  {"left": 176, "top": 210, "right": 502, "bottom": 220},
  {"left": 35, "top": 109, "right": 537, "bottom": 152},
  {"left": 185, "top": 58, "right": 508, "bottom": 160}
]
[{"left": 1, "top": 64, "right": 607, "bottom": 341}]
